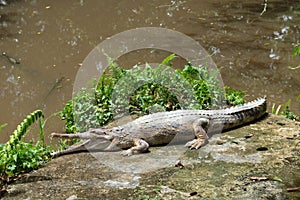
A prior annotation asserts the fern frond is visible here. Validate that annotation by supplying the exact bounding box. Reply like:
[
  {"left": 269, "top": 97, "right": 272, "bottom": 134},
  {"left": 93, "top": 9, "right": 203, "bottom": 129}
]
[{"left": 5, "top": 110, "right": 44, "bottom": 152}]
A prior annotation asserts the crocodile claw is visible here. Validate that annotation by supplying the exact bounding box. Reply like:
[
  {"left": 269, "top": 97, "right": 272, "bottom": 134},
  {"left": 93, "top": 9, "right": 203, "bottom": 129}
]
[
  {"left": 121, "top": 149, "right": 133, "bottom": 156},
  {"left": 185, "top": 139, "right": 205, "bottom": 149}
]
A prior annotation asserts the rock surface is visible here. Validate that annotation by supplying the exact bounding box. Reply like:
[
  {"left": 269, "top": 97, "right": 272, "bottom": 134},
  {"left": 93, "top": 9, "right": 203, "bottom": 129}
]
[{"left": 2, "top": 114, "right": 300, "bottom": 199}]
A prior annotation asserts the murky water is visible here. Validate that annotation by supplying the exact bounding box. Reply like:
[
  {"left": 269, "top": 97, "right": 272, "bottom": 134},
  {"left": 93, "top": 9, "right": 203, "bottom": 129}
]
[{"left": 0, "top": 0, "right": 299, "bottom": 143}]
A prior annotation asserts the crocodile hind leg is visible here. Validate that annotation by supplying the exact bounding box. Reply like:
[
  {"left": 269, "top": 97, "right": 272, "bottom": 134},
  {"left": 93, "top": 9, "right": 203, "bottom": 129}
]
[{"left": 185, "top": 118, "right": 209, "bottom": 149}]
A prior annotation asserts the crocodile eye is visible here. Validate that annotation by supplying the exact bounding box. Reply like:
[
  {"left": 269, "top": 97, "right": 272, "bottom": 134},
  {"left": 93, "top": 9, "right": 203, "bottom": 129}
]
[{"left": 112, "top": 126, "right": 123, "bottom": 132}]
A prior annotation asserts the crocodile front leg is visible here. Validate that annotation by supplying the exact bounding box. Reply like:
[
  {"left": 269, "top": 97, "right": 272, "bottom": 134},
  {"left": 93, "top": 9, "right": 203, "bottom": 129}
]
[
  {"left": 185, "top": 118, "right": 209, "bottom": 149},
  {"left": 121, "top": 138, "right": 150, "bottom": 156}
]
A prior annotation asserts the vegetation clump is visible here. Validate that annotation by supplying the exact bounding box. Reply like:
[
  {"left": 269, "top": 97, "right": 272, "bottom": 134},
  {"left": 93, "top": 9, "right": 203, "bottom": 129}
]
[
  {"left": 0, "top": 110, "right": 52, "bottom": 195},
  {"left": 272, "top": 99, "right": 299, "bottom": 121},
  {"left": 60, "top": 55, "right": 245, "bottom": 133}
]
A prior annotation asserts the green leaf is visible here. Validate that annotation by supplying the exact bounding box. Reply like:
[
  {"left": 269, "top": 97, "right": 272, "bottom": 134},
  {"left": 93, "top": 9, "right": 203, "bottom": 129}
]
[
  {"left": 7, "top": 164, "right": 16, "bottom": 171},
  {"left": 12, "top": 154, "right": 18, "bottom": 162},
  {"left": 272, "top": 103, "right": 282, "bottom": 115},
  {"left": 292, "top": 45, "right": 300, "bottom": 57},
  {"left": 160, "top": 54, "right": 176, "bottom": 66},
  {"left": 0, "top": 123, "right": 8, "bottom": 132},
  {"left": 273, "top": 176, "right": 283, "bottom": 182}
]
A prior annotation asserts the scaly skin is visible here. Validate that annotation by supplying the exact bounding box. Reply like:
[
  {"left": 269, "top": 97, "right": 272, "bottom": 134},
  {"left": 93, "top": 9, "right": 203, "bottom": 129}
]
[{"left": 51, "top": 98, "right": 267, "bottom": 157}]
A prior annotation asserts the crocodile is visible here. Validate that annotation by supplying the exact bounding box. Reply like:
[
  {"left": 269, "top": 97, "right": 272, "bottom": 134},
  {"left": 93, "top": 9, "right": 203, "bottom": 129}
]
[{"left": 51, "top": 98, "right": 267, "bottom": 157}]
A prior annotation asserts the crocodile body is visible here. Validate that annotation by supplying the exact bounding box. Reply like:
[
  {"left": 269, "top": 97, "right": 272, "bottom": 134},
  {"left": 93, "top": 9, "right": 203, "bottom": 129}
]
[{"left": 51, "top": 98, "right": 267, "bottom": 157}]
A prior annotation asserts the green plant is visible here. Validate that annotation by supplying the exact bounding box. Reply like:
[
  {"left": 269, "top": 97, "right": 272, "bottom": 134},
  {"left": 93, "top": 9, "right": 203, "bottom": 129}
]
[
  {"left": 60, "top": 100, "right": 77, "bottom": 133},
  {"left": 280, "top": 100, "right": 298, "bottom": 120},
  {"left": 271, "top": 100, "right": 299, "bottom": 120},
  {"left": 287, "top": 45, "right": 300, "bottom": 119},
  {"left": 225, "top": 86, "right": 245, "bottom": 106},
  {"left": 288, "top": 44, "right": 300, "bottom": 69},
  {"left": 61, "top": 89, "right": 100, "bottom": 133},
  {"left": 0, "top": 123, "right": 7, "bottom": 133},
  {"left": 179, "top": 63, "right": 224, "bottom": 109},
  {"left": 60, "top": 55, "right": 244, "bottom": 133},
  {"left": 60, "top": 64, "right": 122, "bottom": 133},
  {"left": 4, "top": 110, "right": 44, "bottom": 153},
  {"left": 0, "top": 110, "right": 52, "bottom": 179},
  {"left": 112, "top": 63, "right": 211, "bottom": 115},
  {"left": 292, "top": 45, "right": 300, "bottom": 57},
  {"left": 272, "top": 103, "right": 282, "bottom": 115}
]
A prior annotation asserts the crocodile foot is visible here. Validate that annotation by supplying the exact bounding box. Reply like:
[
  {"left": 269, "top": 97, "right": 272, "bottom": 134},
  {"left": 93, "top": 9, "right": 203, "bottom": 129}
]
[
  {"left": 121, "top": 139, "right": 149, "bottom": 156},
  {"left": 185, "top": 138, "right": 205, "bottom": 149}
]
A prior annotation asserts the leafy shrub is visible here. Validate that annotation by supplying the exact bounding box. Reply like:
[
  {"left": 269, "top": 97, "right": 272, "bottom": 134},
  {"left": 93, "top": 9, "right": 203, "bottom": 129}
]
[
  {"left": 0, "top": 141, "right": 52, "bottom": 177},
  {"left": 225, "top": 86, "right": 245, "bottom": 106},
  {"left": 0, "top": 110, "right": 52, "bottom": 179},
  {"left": 179, "top": 63, "right": 225, "bottom": 109},
  {"left": 272, "top": 100, "right": 298, "bottom": 120},
  {"left": 60, "top": 55, "right": 244, "bottom": 132}
]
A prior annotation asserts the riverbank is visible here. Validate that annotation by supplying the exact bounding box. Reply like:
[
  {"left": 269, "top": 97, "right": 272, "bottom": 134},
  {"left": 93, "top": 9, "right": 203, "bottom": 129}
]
[{"left": 2, "top": 114, "right": 300, "bottom": 199}]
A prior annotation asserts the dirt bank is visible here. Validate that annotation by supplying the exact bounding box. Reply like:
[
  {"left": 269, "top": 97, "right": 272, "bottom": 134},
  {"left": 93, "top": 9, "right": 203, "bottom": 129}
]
[{"left": 2, "top": 114, "right": 300, "bottom": 200}]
